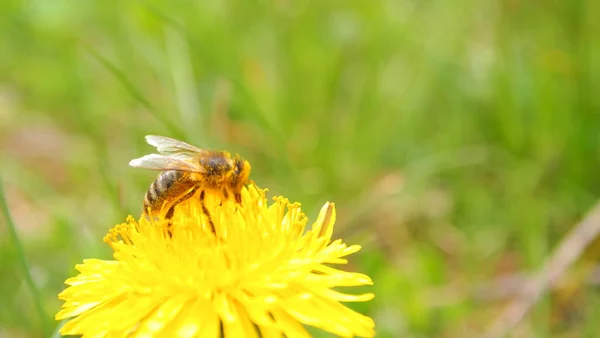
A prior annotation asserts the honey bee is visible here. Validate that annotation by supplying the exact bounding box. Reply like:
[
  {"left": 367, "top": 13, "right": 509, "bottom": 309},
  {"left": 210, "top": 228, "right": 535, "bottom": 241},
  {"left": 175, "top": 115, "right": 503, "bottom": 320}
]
[{"left": 129, "top": 135, "right": 252, "bottom": 228}]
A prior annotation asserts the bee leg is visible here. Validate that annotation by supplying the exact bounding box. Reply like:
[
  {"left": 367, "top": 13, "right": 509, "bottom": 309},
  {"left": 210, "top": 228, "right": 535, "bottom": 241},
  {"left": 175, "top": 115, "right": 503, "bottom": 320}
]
[
  {"left": 199, "top": 190, "right": 216, "bottom": 234},
  {"left": 221, "top": 188, "right": 229, "bottom": 206},
  {"left": 164, "top": 187, "right": 199, "bottom": 236},
  {"left": 234, "top": 192, "right": 242, "bottom": 204},
  {"left": 165, "top": 205, "right": 176, "bottom": 220}
]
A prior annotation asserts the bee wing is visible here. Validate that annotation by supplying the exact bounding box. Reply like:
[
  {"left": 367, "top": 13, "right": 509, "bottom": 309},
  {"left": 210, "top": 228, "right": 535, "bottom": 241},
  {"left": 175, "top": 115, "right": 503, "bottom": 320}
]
[
  {"left": 145, "top": 135, "right": 208, "bottom": 156},
  {"left": 129, "top": 154, "right": 207, "bottom": 173}
]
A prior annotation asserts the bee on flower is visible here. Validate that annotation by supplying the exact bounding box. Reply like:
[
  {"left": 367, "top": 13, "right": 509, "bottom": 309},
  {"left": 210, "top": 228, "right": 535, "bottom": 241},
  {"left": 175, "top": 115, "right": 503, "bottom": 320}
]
[
  {"left": 128, "top": 135, "right": 252, "bottom": 230},
  {"left": 56, "top": 136, "right": 375, "bottom": 338}
]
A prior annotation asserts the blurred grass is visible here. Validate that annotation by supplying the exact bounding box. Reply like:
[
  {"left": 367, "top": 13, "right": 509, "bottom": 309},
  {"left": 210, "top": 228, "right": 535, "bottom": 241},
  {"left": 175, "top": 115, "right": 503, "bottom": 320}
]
[{"left": 0, "top": 0, "right": 599, "bottom": 337}]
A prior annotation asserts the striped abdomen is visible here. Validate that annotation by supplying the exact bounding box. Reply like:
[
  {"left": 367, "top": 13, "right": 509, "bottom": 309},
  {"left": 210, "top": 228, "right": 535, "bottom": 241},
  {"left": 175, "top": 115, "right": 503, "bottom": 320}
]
[{"left": 143, "top": 170, "right": 197, "bottom": 215}]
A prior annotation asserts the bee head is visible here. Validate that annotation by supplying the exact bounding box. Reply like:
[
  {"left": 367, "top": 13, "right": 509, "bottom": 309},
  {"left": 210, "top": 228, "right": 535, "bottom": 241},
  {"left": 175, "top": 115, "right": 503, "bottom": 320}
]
[{"left": 232, "top": 158, "right": 252, "bottom": 187}]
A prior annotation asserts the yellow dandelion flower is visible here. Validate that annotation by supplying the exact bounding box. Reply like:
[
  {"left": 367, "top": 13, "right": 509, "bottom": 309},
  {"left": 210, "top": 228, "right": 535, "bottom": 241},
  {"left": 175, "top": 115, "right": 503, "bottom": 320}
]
[{"left": 55, "top": 185, "right": 375, "bottom": 337}]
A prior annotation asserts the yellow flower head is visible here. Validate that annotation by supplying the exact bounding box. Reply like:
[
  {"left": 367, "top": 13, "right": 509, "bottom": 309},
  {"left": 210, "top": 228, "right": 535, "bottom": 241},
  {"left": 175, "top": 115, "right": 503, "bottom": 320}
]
[{"left": 56, "top": 185, "right": 375, "bottom": 337}]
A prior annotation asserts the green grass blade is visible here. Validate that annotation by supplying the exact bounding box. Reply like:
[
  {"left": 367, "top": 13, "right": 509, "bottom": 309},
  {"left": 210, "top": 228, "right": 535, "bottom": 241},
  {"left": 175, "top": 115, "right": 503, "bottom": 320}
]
[
  {"left": 79, "top": 40, "right": 186, "bottom": 139},
  {"left": 0, "top": 178, "right": 51, "bottom": 335}
]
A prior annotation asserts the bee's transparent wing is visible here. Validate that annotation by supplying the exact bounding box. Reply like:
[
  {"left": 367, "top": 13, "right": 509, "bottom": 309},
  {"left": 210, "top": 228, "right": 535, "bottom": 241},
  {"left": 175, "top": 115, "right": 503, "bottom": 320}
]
[
  {"left": 145, "top": 135, "right": 208, "bottom": 156},
  {"left": 129, "top": 154, "right": 206, "bottom": 173}
]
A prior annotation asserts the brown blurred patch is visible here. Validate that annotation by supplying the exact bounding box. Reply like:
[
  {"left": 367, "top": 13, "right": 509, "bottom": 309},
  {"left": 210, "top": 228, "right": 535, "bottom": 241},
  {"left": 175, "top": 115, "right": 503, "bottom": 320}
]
[
  {"left": 209, "top": 77, "right": 232, "bottom": 145},
  {"left": 1, "top": 123, "right": 70, "bottom": 189},
  {"left": 0, "top": 328, "right": 31, "bottom": 338},
  {"left": 428, "top": 221, "right": 466, "bottom": 258},
  {"left": 493, "top": 251, "right": 523, "bottom": 276},
  {"left": 208, "top": 78, "right": 266, "bottom": 155},
  {"left": 358, "top": 171, "right": 463, "bottom": 259},
  {"left": 538, "top": 48, "right": 574, "bottom": 77},
  {"left": 0, "top": 85, "right": 20, "bottom": 126},
  {"left": 242, "top": 57, "right": 267, "bottom": 90},
  {"left": 3, "top": 184, "right": 51, "bottom": 237},
  {"left": 348, "top": 171, "right": 407, "bottom": 256}
]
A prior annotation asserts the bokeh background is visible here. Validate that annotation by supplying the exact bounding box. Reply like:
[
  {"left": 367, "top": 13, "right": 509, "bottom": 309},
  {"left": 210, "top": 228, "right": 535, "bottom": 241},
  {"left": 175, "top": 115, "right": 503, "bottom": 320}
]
[{"left": 1, "top": 1, "right": 599, "bottom": 337}]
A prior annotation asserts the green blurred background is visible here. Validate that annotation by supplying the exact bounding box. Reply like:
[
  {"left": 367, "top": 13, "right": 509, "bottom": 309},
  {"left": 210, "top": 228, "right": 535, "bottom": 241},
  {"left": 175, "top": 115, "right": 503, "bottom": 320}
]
[{"left": 1, "top": 1, "right": 599, "bottom": 337}]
